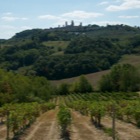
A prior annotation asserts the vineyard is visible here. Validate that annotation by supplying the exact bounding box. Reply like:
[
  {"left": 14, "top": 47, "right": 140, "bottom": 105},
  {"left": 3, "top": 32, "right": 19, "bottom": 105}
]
[{"left": 0, "top": 92, "right": 140, "bottom": 140}]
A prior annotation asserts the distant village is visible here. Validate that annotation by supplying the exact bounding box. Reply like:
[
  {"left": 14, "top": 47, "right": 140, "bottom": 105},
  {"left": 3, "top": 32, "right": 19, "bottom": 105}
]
[{"left": 58, "top": 20, "right": 83, "bottom": 28}]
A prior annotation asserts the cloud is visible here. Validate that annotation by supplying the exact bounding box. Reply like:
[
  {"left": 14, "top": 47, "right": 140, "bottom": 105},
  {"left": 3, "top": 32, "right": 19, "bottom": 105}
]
[
  {"left": 0, "top": 25, "right": 32, "bottom": 39},
  {"left": 3, "top": 12, "right": 13, "bottom": 16},
  {"left": 39, "top": 10, "right": 103, "bottom": 20},
  {"left": 38, "top": 11, "right": 104, "bottom": 27},
  {"left": 115, "top": 0, "right": 122, "bottom": 3},
  {"left": 38, "top": 10, "right": 104, "bottom": 27},
  {"left": 38, "top": 15, "right": 59, "bottom": 20},
  {"left": 0, "top": 25, "right": 16, "bottom": 30},
  {"left": 1, "top": 16, "right": 18, "bottom": 21},
  {"left": 20, "top": 18, "right": 28, "bottom": 20},
  {"left": 106, "top": 0, "right": 140, "bottom": 11},
  {"left": 0, "top": 25, "right": 16, "bottom": 39},
  {"left": 119, "top": 15, "right": 139, "bottom": 18},
  {"left": 21, "top": 26, "right": 32, "bottom": 30},
  {"left": 1, "top": 13, "right": 28, "bottom": 22},
  {"left": 61, "top": 11, "right": 103, "bottom": 19},
  {"left": 98, "top": 1, "right": 109, "bottom": 5},
  {"left": 1, "top": 16, "right": 28, "bottom": 21}
]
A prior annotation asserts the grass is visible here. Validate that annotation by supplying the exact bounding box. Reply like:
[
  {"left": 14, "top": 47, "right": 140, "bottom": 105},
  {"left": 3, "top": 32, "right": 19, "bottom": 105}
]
[
  {"left": 102, "top": 127, "right": 113, "bottom": 137},
  {"left": 42, "top": 41, "right": 70, "bottom": 50},
  {"left": 50, "top": 54, "right": 140, "bottom": 90},
  {"left": 42, "top": 41, "right": 70, "bottom": 55},
  {"left": 118, "top": 54, "right": 140, "bottom": 72},
  {"left": 51, "top": 51, "right": 64, "bottom": 56},
  {"left": 50, "top": 70, "right": 109, "bottom": 90}
]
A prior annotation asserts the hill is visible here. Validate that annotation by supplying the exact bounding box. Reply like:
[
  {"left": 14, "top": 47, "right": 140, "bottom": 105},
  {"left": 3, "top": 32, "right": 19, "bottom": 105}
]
[
  {"left": 0, "top": 24, "right": 140, "bottom": 80},
  {"left": 51, "top": 54, "right": 140, "bottom": 89}
]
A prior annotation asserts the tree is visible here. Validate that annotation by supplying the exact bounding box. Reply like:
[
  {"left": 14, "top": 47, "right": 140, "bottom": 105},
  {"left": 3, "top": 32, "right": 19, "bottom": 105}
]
[
  {"left": 119, "top": 64, "right": 140, "bottom": 91},
  {"left": 58, "top": 83, "right": 70, "bottom": 95},
  {"left": 99, "top": 74, "right": 112, "bottom": 92},
  {"left": 72, "top": 75, "right": 93, "bottom": 93},
  {"left": 99, "top": 64, "right": 140, "bottom": 92}
]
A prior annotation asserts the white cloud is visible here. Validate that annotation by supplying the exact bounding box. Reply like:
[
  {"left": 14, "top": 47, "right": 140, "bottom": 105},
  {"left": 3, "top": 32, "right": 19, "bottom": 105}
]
[
  {"left": 3, "top": 12, "right": 13, "bottom": 16},
  {"left": 119, "top": 15, "right": 139, "bottom": 18},
  {"left": 98, "top": 1, "right": 109, "bottom": 5},
  {"left": 1, "top": 16, "right": 28, "bottom": 21},
  {"left": 61, "top": 11, "right": 103, "bottom": 19},
  {"left": 21, "top": 26, "right": 32, "bottom": 30},
  {"left": 0, "top": 25, "right": 32, "bottom": 39},
  {"left": 0, "top": 25, "right": 16, "bottom": 30},
  {"left": 106, "top": 0, "right": 140, "bottom": 11},
  {"left": 39, "top": 10, "right": 103, "bottom": 21},
  {"left": 1, "top": 15, "right": 28, "bottom": 22},
  {"left": 38, "top": 10, "right": 104, "bottom": 27},
  {"left": 1, "top": 16, "right": 18, "bottom": 21},
  {"left": 20, "top": 18, "right": 28, "bottom": 20},
  {"left": 0, "top": 25, "right": 16, "bottom": 39},
  {"left": 38, "top": 15, "right": 59, "bottom": 20},
  {"left": 115, "top": 0, "right": 122, "bottom": 3}
]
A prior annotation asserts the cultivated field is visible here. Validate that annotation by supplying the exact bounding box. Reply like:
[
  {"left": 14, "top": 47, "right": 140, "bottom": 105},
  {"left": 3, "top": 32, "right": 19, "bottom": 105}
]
[{"left": 0, "top": 93, "right": 140, "bottom": 140}]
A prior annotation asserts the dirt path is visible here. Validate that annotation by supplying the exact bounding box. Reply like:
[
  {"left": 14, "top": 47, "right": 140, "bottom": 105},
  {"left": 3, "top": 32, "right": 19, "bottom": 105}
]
[
  {"left": 102, "top": 117, "right": 140, "bottom": 140},
  {"left": 70, "top": 110, "right": 112, "bottom": 140},
  {"left": 20, "top": 108, "right": 60, "bottom": 140},
  {"left": 0, "top": 125, "right": 6, "bottom": 140}
]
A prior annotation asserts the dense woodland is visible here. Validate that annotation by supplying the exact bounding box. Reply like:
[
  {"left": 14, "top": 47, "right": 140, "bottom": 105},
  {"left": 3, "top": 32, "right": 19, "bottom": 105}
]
[
  {"left": 0, "top": 24, "right": 140, "bottom": 105},
  {"left": 0, "top": 69, "right": 56, "bottom": 106},
  {"left": 0, "top": 24, "right": 140, "bottom": 80}
]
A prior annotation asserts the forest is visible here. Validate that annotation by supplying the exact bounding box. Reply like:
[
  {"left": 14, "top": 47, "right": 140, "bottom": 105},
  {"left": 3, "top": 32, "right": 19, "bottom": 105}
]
[
  {"left": 0, "top": 24, "right": 140, "bottom": 80},
  {"left": 0, "top": 24, "right": 140, "bottom": 140}
]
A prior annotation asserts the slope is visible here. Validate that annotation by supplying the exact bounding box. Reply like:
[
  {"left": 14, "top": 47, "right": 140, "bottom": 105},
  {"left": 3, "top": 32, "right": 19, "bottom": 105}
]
[{"left": 51, "top": 54, "right": 140, "bottom": 89}]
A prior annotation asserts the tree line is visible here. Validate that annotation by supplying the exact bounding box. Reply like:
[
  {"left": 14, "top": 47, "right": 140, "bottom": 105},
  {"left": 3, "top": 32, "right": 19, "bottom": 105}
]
[
  {"left": 0, "top": 69, "right": 55, "bottom": 106},
  {"left": 0, "top": 63, "right": 140, "bottom": 106},
  {"left": 0, "top": 25, "right": 140, "bottom": 80},
  {"left": 57, "top": 63, "right": 140, "bottom": 94}
]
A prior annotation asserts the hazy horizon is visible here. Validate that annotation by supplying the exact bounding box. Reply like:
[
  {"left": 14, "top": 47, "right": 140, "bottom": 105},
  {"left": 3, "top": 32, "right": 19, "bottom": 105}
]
[{"left": 0, "top": 0, "right": 140, "bottom": 39}]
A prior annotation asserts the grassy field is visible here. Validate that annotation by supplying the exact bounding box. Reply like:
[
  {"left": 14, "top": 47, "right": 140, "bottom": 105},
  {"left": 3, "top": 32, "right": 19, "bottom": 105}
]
[
  {"left": 51, "top": 70, "right": 109, "bottom": 90},
  {"left": 42, "top": 41, "right": 69, "bottom": 50},
  {"left": 118, "top": 54, "right": 140, "bottom": 70},
  {"left": 50, "top": 54, "right": 140, "bottom": 90},
  {"left": 42, "top": 41, "right": 70, "bottom": 55}
]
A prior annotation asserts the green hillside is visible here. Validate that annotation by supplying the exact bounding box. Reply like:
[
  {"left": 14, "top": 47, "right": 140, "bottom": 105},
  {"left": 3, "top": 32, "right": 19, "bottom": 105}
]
[
  {"left": 42, "top": 41, "right": 69, "bottom": 55},
  {"left": 0, "top": 24, "right": 140, "bottom": 80},
  {"left": 118, "top": 54, "right": 140, "bottom": 70},
  {"left": 51, "top": 54, "right": 140, "bottom": 89}
]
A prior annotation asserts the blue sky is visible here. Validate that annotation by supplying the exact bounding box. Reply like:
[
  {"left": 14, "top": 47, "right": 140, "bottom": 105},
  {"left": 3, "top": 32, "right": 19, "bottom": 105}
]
[{"left": 0, "top": 0, "right": 140, "bottom": 39}]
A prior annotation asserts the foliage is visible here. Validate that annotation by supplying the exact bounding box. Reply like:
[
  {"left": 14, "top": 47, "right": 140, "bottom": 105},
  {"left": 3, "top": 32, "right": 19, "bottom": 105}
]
[
  {"left": 71, "top": 75, "right": 93, "bottom": 93},
  {"left": 58, "top": 83, "right": 70, "bottom": 95},
  {"left": 99, "top": 64, "right": 140, "bottom": 92},
  {"left": 0, "top": 102, "right": 55, "bottom": 139},
  {"left": 65, "top": 93, "right": 140, "bottom": 129},
  {"left": 0, "top": 69, "right": 55, "bottom": 106},
  {"left": 90, "top": 102, "right": 106, "bottom": 127},
  {"left": 57, "top": 106, "right": 71, "bottom": 137},
  {"left": 0, "top": 25, "right": 140, "bottom": 80}
]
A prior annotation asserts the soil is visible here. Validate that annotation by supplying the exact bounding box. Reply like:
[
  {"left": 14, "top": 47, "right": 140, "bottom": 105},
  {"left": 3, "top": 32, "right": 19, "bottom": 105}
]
[
  {"left": 1, "top": 107, "right": 140, "bottom": 140},
  {"left": 19, "top": 108, "right": 60, "bottom": 140},
  {"left": 102, "top": 116, "right": 140, "bottom": 140},
  {"left": 0, "top": 125, "right": 6, "bottom": 140},
  {"left": 70, "top": 110, "right": 112, "bottom": 140}
]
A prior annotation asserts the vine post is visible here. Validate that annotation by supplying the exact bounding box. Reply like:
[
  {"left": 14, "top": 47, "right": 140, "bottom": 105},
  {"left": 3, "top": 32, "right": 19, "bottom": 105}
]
[
  {"left": 6, "top": 111, "right": 10, "bottom": 140},
  {"left": 112, "top": 103, "right": 116, "bottom": 140}
]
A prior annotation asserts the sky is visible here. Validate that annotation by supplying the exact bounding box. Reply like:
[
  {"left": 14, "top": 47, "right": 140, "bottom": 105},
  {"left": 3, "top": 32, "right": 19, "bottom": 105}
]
[{"left": 0, "top": 0, "right": 140, "bottom": 39}]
